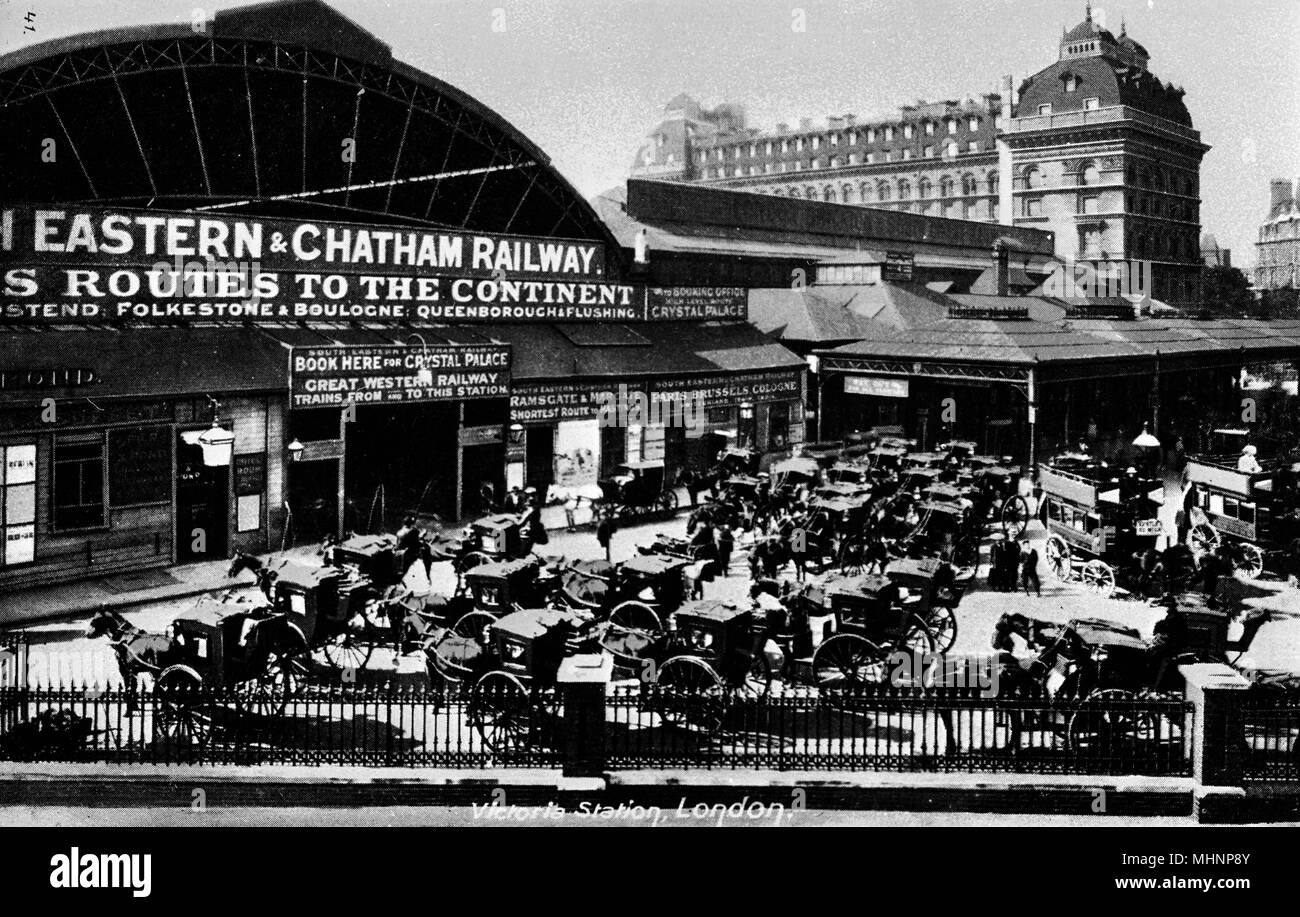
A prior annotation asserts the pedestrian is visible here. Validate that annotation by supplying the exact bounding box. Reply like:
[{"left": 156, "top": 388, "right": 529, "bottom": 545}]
[
  {"left": 999, "top": 534, "right": 1019, "bottom": 592},
  {"left": 716, "top": 525, "right": 734, "bottom": 577},
  {"left": 596, "top": 515, "right": 616, "bottom": 562},
  {"left": 1019, "top": 538, "right": 1041, "bottom": 597},
  {"left": 563, "top": 494, "right": 578, "bottom": 532},
  {"left": 395, "top": 513, "right": 422, "bottom": 579},
  {"left": 987, "top": 534, "right": 1004, "bottom": 591},
  {"left": 866, "top": 533, "right": 889, "bottom": 576}
]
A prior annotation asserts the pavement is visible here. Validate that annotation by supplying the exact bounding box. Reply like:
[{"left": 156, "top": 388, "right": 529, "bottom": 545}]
[{"left": 0, "top": 488, "right": 680, "bottom": 629}]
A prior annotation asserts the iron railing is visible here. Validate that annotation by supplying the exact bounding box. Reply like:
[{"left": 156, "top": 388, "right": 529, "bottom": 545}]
[
  {"left": 0, "top": 678, "right": 1194, "bottom": 776},
  {"left": 0, "top": 684, "right": 561, "bottom": 769},
  {"left": 606, "top": 685, "right": 1193, "bottom": 776},
  {"left": 1242, "top": 694, "right": 1300, "bottom": 783}
]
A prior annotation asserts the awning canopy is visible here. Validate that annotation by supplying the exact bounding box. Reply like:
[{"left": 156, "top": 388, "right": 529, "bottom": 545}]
[{"left": 0, "top": 327, "right": 289, "bottom": 405}]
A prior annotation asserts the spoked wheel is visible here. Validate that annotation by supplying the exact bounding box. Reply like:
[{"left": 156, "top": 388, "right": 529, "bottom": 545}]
[
  {"left": 1001, "top": 495, "right": 1031, "bottom": 540},
  {"left": 838, "top": 537, "right": 867, "bottom": 576},
  {"left": 1066, "top": 688, "right": 1158, "bottom": 755},
  {"left": 1189, "top": 523, "right": 1219, "bottom": 561},
  {"left": 923, "top": 604, "right": 959, "bottom": 654},
  {"left": 322, "top": 629, "right": 374, "bottom": 672},
  {"left": 1234, "top": 543, "right": 1265, "bottom": 580},
  {"left": 658, "top": 491, "right": 680, "bottom": 515},
  {"left": 812, "top": 633, "right": 888, "bottom": 689},
  {"left": 470, "top": 671, "right": 536, "bottom": 753},
  {"left": 654, "top": 656, "right": 728, "bottom": 732},
  {"left": 1081, "top": 559, "right": 1116, "bottom": 597},
  {"left": 154, "top": 666, "right": 210, "bottom": 746},
  {"left": 1045, "top": 536, "right": 1072, "bottom": 581},
  {"left": 242, "top": 631, "right": 309, "bottom": 719}
]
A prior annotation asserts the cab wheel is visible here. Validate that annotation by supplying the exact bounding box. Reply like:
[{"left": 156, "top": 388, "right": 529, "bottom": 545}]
[
  {"left": 812, "top": 633, "right": 887, "bottom": 689},
  {"left": 1235, "top": 543, "right": 1264, "bottom": 580},
  {"left": 322, "top": 629, "right": 374, "bottom": 673},
  {"left": 1189, "top": 523, "right": 1219, "bottom": 560},
  {"left": 1001, "top": 496, "right": 1031, "bottom": 540},
  {"left": 654, "top": 656, "right": 728, "bottom": 732},
  {"left": 1045, "top": 536, "right": 1071, "bottom": 581},
  {"left": 658, "top": 491, "right": 679, "bottom": 514},
  {"left": 1081, "top": 560, "right": 1115, "bottom": 597},
  {"left": 470, "top": 671, "right": 535, "bottom": 753},
  {"left": 154, "top": 666, "right": 210, "bottom": 746},
  {"left": 924, "top": 604, "right": 959, "bottom": 654}
]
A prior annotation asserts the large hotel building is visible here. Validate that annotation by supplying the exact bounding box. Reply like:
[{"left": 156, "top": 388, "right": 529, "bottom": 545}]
[{"left": 631, "top": 7, "right": 1208, "bottom": 308}]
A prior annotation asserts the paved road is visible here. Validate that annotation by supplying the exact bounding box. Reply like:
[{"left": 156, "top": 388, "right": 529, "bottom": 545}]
[
  {"left": 0, "top": 804, "right": 1217, "bottom": 828},
  {"left": 15, "top": 508, "right": 1300, "bottom": 690}
]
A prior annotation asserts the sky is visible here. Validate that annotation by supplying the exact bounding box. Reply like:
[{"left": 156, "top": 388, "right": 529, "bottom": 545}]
[{"left": 2, "top": 0, "right": 1298, "bottom": 268}]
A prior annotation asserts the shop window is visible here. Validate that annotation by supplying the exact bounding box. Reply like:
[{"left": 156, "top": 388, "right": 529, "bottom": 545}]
[
  {"left": 767, "top": 403, "right": 790, "bottom": 450},
  {"left": 737, "top": 404, "right": 757, "bottom": 451},
  {"left": 1023, "top": 196, "right": 1042, "bottom": 218},
  {"left": 53, "top": 434, "right": 106, "bottom": 531},
  {"left": 1, "top": 443, "right": 37, "bottom": 566}
]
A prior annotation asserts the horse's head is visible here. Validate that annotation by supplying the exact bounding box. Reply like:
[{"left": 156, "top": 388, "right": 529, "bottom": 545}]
[
  {"left": 85, "top": 609, "right": 125, "bottom": 640},
  {"left": 227, "top": 552, "right": 257, "bottom": 578}
]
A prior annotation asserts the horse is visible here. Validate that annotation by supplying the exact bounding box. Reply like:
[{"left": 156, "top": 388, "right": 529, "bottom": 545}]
[
  {"left": 85, "top": 609, "right": 180, "bottom": 713},
  {"left": 228, "top": 551, "right": 278, "bottom": 602}
]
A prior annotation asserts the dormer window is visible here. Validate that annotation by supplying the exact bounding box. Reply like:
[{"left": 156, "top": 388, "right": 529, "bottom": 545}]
[
  {"left": 1065, "top": 75, "right": 1078, "bottom": 92},
  {"left": 1038, "top": 104, "right": 1052, "bottom": 116},
  {"left": 1084, "top": 97, "right": 1100, "bottom": 110}
]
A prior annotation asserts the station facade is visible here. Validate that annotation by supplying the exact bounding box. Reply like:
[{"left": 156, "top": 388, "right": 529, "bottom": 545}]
[{"left": 0, "top": 0, "right": 803, "bottom": 592}]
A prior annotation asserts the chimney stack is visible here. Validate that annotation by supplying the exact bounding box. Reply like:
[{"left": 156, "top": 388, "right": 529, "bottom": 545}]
[
  {"left": 992, "top": 241, "right": 1010, "bottom": 297},
  {"left": 1270, "top": 179, "right": 1294, "bottom": 212}
]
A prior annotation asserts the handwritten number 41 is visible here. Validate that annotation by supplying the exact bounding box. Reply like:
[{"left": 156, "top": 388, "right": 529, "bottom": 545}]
[{"left": 24, "top": 12, "right": 37, "bottom": 33}]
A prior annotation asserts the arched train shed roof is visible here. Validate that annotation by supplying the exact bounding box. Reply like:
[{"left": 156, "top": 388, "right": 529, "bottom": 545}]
[{"left": 0, "top": 0, "right": 618, "bottom": 253}]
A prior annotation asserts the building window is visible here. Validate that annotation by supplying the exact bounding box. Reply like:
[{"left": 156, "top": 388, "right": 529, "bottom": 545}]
[
  {"left": 969, "top": 116, "right": 981, "bottom": 131},
  {"left": 829, "top": 156, "right": 839, "bottom": 168},
  {"left": 987, "top": 171, "right": 999, "bottom": 195},
  {"left": 967, "top": 141, "right": 980, "bottom": 153},
  {"left": 865, "top": 152, "right": 875, "bottom": 164},
  {"left": 962, "top": 175, "right": 976, "bottom": 196},
  {"left": 848, "top": 131, "right": 858, "bottom": 145},
  {"left": 1023, "top": 196, "right": 1043, "bottom": 218},
  {"left": 764, "top": 163, "right": 773, "bottom": 174},
  {"left": 793, "top": 161, "right": 801, "bottom": 171},
  {"left": 944, "top": 141, "right": 958, "bottom": 160},
  {"left": 1023, "top": 165, "right": 1043, "bottom": 189},
  {"left": 924, "top": 145, "right": 934, "bottom": 158},
  {"left": 823, "top": 186, "right": 834, "bottom": 202},
  {"left": 781, "top": 139, "right": 789, "bottom": 154},
  {"left": 53, "top": 434, "right": 106, "bottom": 531},
  {"left": 1038, "top": 104, "right": 1052, "bottom": 116},
  {"left": 919, "top": 178, "right": 932, "bottom": 198},
  {"left": 0, "top": 443, "right": 37, "bottom": 566},
  {"left": 878, "top": 184, "right": 891, "bottom": 201},
  {"left": 904, "top": 124, "right": 914, "bottom": 139},
  {"left": 884, "top": 126, "right": 894, "bottom": 141},
  {"left": 925, "top": 121, "right": 935, "bottom": 136},
  {"left": 812, "top": 135, "right": 821, "bottom": 150},
  {"left": 811, "top": 158, "right": 821, "bottom": 170},
  {"left": 1084, "top": 97, "right": 1100, "bottom": 110},
  {"left": 842, "top": 184, "right": 855, "bottom": 203},
  {"left": 947, "top": 119, "right": 958, "bottom": 134},
  {"left": 778, "top": 163, "right": 787, "bottom": 173},
  {"left": 898, "top": 179, "right": 911, "bottom": 199},
  {"left": 1081, "top": 164, "right": 1101, "bottom": 185},
  {"left": 866, "top": 128, "right": 875, "bottom": 143},
  {"left": 848, "top": 153, "right": 859, "bottom": 165},
  {"left": 765, "top": 141, "right": 773, "bottom": 155},
  {"left": 1082, "top": 196, "right": 1099, "bottom": 215},
  {"left": 830, "top": 133, "right": 839, "bottom": 146},
  {"left": 902, "top": 149, "right": 912, "bottom": 160},
  {"left": 715, "top": 149, "right": 723, "bottom": 161},
  {"left": 1065, "top": 75, "right": 1078, "bottom": 92},
  {"left": 884, "top": 150, "right": 894, "bottom": 162},
  {"left": 861, "top": 183, "right": 873, "bottom": 203},
  {"left": 939, "top": 177, "right": 954, "bottom": 198}
]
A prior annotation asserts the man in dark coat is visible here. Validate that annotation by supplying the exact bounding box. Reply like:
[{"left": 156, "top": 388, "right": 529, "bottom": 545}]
[
  {"left": 1019, "top": 539, "right": 1041, "bottom": 597},
  {"left": 596, "top": 516, "right": 616, "bottom": 562}
]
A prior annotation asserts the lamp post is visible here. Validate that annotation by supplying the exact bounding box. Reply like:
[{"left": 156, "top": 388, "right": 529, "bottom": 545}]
[
  {"left": 196, "top": 397, "right": 235, "bottom": 467},
  {"left": 406, "top": 332, "right": 434, "bottom": 386}
]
